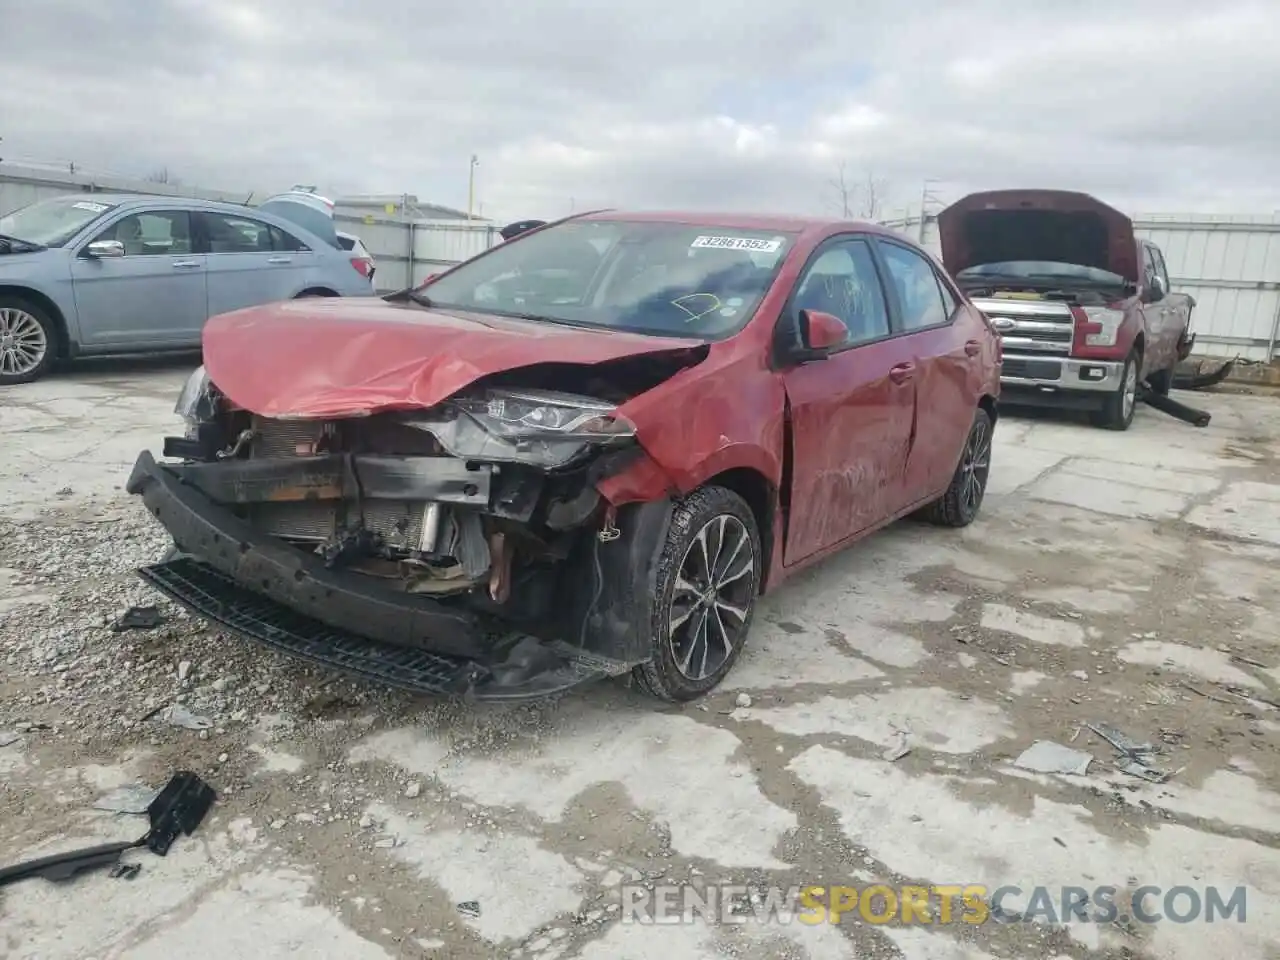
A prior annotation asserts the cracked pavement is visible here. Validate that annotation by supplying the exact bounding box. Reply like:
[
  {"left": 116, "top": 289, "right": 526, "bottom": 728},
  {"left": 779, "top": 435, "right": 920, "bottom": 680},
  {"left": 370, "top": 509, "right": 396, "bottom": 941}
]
[{"left": 2, "top": 360, "right": 1279, "bottom": 959}]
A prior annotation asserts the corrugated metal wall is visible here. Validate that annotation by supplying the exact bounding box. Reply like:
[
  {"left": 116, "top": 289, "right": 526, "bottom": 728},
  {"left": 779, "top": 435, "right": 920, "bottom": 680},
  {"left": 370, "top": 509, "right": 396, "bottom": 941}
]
[
  {"left": 331, "top": 212, "right": 497, "bottom": 291},
  {"left": 882, "top": 212, "right": 1280, "bottom": 361},
  {"left": 1, "top": 164, "right": 497, "bottom": 293}
]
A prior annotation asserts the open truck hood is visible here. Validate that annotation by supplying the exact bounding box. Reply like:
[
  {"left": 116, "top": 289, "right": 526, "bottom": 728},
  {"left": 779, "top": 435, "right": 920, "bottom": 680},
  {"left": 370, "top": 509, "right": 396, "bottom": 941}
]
[
  {"left": 201, "top": 298, "right": 706, "bottom": 419},
  {"left": 938, "top": 189, "right": 1139, "bottom": 284}
]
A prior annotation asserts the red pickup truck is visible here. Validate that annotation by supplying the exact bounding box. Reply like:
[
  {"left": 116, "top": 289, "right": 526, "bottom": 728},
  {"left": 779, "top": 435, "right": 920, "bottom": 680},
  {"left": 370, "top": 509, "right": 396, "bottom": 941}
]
[{"left": 938, "top": 190, "right": 1195, "bottom": 430}]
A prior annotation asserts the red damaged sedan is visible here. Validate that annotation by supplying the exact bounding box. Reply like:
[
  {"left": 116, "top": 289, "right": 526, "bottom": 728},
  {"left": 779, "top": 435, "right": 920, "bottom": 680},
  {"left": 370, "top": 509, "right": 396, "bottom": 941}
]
[{"left": 127, "top": 212, "right": 1001, "bottom": 702}]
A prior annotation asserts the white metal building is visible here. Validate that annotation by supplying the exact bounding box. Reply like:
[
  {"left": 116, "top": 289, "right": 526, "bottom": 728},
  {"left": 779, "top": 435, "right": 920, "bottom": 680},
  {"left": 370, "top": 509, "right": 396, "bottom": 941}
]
[{"left": 883, "top": 212, "right": 1280, "bottom": 363}]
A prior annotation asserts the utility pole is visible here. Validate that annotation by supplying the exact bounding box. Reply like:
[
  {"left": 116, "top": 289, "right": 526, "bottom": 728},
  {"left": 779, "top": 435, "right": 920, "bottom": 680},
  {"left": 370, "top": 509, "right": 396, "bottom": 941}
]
[
  {"left": 917, "top": 179, "right": 942, "bottom": 242},
  {"left": 466, "top": 154, "right": 479, "bottom": 221}
]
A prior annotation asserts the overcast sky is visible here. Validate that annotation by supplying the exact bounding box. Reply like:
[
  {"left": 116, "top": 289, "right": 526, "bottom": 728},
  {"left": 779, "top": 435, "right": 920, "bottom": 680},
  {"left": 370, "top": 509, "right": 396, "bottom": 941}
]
[{"left": 2, "top": 0, "right": 1278, "bottom": 222}]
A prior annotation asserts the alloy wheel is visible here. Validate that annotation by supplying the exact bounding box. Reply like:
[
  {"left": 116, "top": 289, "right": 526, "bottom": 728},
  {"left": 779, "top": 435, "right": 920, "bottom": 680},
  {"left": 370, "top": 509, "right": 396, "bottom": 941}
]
[
  {"left": 960, "top": 417, "right": 992, "bottom": 515},
  {"left": 667, "top": 514, "right": 756, "bottom": 681},
  {"left": 0, "top": 307, "right": 48, "bottom": 378},
  {"left": 1122, "top": 360, "right": 1137, "bottom": 421}
]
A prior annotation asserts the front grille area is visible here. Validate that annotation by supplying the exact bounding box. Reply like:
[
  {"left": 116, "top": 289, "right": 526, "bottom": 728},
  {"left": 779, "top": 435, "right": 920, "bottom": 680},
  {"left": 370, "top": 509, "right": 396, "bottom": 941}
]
[{"left": 1002, "top": 357, "right": 1062, "bottom": 381}]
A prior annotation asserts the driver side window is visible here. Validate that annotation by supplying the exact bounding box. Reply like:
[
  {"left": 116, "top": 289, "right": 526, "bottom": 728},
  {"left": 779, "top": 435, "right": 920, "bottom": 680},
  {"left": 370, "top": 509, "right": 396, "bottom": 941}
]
[
  {"left": 1142, "top": 244, "right": 1161, "bottom": 288},
  {"left": 93, "top": 211, "right": 192, "bottom": 256},
  {"left": 1150, "top": 245, "right": 1171, "bottom": 289},
  {"left": 792, "top": 239, "right": 890, "bottom": 347}
]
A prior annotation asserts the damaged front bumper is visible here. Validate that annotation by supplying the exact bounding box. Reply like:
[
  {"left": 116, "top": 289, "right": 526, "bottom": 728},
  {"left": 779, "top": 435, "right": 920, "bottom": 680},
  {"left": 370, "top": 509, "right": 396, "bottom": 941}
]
[{"left": 125, "top": 450, "right": 630, "bottom": 700}]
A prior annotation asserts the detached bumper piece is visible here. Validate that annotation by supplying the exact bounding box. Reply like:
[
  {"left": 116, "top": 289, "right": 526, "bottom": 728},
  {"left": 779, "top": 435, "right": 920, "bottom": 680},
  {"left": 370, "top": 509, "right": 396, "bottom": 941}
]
[{"left": 139, "top": 556, "right": 620, "bottom": 701}]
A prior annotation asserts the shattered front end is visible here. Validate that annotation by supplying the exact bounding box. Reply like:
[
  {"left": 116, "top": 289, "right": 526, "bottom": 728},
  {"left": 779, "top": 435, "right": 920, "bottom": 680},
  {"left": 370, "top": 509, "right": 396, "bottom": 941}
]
[{"left": 126, "top": 366, "right": 677, "bottom": 700}]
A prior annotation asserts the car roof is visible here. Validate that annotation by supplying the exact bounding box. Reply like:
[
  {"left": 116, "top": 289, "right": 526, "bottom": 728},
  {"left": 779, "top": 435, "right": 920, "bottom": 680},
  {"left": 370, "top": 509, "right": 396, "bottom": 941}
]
[
  {"left": 49, "top": 193, "right": 283, "bottom": 218},
  {"left": 574, "top": 209, "right": 898, "bottom": 237}
]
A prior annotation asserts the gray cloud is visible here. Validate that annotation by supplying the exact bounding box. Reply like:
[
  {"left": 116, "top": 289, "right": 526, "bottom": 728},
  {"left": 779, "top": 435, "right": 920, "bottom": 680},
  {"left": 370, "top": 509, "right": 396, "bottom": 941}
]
[{"left": 1, "top": 0, "right": 1277, "bottom": 220}]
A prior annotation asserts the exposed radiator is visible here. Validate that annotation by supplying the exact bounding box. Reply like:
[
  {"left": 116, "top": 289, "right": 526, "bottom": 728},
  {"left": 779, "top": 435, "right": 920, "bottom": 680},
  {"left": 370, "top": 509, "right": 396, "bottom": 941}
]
[
  {"left": 251, "top": 417, "right": 329, "bottom": 458},
  {"left": 251, "top": 499, "right": 432, "bottom": 548}
]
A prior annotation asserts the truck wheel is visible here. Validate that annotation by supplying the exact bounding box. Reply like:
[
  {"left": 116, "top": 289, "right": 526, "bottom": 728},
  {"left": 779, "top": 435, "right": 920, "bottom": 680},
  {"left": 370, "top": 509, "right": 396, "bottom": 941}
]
[
  {"left": 0, "top": 297, "right": 58, "bottom": 386},
  {"left": 922, "top": 407, "right": 993, "bottom": 528},
  {"left": 1091, "top": 350, "right": 1140, "bottom": 431},
  {"left": 634, "top": 486, "right": 762, "bottom": 702}
]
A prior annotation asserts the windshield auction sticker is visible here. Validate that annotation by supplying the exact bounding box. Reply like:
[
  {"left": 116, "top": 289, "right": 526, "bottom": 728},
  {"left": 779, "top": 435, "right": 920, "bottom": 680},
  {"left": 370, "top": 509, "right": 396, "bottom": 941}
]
[{"left": 691, "top": 235, "right": 782, "bottom": 253}]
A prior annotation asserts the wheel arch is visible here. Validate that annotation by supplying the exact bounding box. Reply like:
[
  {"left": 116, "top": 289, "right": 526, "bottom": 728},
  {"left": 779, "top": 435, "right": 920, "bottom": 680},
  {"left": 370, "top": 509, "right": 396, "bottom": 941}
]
[
  {"left": 978, "top": 393, "right": 998, "bottom": 426},
  {"left": 0, "top": 284, "right": 70, "bottom": 357},
  {"left": 294, "top": 287, "right": 339, "bottom": 298},
  {"left": 702, "top": 466, "right": 776, "bottom": 594}
]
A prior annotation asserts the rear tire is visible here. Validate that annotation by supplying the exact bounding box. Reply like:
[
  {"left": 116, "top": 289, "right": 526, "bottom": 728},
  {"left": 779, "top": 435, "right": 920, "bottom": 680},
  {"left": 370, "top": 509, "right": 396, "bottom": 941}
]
[
  {"left": 634, "top": 486, "right": 762, "bottom": 702},
  {"left": 922, "top": 407, "right": 993, "bottom": 528},
  {"left": 0, "top": 296, "right": 58, "bottom": 386},
  {"left": 1090, "top": 349, "right": 1140, "bottom": 430}
]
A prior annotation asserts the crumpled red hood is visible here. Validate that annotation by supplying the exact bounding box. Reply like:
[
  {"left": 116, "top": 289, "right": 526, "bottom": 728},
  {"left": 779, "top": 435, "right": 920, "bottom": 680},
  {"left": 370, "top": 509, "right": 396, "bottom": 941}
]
[{"left": 202, "top": 298, "right": 705, "bottom": 418}]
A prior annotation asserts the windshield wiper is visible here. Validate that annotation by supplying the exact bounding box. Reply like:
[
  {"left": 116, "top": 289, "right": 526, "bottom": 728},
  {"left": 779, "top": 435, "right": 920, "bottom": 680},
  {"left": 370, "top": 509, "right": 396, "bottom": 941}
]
[
  {"left": 382, "top": 287, "right": 433, "bottom": 307},
  {"left": 0, "top": 233, "right": 45, "bottom": 251}
]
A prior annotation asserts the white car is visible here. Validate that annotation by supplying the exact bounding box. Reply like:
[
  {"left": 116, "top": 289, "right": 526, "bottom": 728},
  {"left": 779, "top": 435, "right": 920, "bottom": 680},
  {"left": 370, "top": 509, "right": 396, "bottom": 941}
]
[{"left": 336, "top": 231, "right": 376, "bottom": 287}]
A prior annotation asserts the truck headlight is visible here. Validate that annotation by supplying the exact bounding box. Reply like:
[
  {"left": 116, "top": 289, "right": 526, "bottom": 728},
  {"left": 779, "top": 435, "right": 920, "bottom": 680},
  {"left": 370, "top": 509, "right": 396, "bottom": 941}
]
[{"left": 1076, "top": 307, "right": 1125, "bottom": 347}]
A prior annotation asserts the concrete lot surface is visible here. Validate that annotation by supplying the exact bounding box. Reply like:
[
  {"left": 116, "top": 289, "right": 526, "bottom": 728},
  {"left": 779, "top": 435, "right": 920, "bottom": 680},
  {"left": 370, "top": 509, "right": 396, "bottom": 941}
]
[{"left": 2, "top": 361, "right": 1279, "bottom": 960}]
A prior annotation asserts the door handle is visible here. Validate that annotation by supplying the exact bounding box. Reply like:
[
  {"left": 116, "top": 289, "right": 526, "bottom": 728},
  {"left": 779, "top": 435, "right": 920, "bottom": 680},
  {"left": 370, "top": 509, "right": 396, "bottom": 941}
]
[
  {"left": 267, "top": 256, "right": 292, "bottom": 264},
  {"left": 964, "top": 339, "right": 981, "bottom": 357},
  {"left": 171, "top": 260, "right": 200, "bottom": 268},
  {"left": 888, "top": 362, "right": 916, "bottom": 384}
]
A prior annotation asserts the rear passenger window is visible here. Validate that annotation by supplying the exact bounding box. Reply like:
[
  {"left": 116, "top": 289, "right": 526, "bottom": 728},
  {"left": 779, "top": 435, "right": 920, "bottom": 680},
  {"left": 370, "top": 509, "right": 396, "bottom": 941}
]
[
  {"left": 201, "top": 213, "right": 307, "bottom": 253},
  {"left": 791, "top": 239, "right": 890, "bottom": 346},
  {"left": 878, "top": 242, "right": 949, "bottom": 330},
  {"left": 270, "top": 225, "right": 308, "bottom": 252},
  {"left": 936, "top": 275, "right": 960, "bottom": 317}
]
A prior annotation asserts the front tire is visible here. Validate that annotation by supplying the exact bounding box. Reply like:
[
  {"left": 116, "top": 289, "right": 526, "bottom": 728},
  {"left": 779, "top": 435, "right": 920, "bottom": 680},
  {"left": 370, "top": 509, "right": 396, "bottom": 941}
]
[
  {"left": 922, "top": 407, "right": 993, "bottom": 528},
  {"left": 1090, "top": 349, "right": 1139, "bottom": 430},
  {"left": 634, "top": 486, "right": 762, "bottom": 702},
  {"left": 0, "top": 297, "right": 57, "bottom": 386}
]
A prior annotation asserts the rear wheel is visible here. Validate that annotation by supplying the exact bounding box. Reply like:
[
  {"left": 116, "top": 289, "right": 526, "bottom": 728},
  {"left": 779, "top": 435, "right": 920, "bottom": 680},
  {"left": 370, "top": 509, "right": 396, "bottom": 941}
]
[
  {"left": 922, "top": 407, "right": 993, "bottom": 528},
  {"left": 1091, "top": 349, "right": 1140, "bottom": 430},
  {"left": 634, "top": 486, "right": 762, "bottom": 702},
  {"left": 0, "top": 297, "right": 57, "bottom": 386}
]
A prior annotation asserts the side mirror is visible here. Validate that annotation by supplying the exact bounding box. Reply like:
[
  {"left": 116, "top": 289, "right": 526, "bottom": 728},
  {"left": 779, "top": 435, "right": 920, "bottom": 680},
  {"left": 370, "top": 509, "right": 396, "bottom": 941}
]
[
  {"left": 792, "top": 309, "right": 847, "bottom": 361},
  {"left": 1145, "top": 275, "right": 1166, "bottom": 303},
  {"left": 85, "top": 239, "right": 125, "bottom": 259}
]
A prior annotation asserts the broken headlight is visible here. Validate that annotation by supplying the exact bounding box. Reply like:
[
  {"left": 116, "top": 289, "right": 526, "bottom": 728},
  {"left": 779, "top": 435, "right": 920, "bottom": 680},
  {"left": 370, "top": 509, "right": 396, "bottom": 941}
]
[
  {"left": 174, "top": 365, "right": 216, "bottom": 424},
  {"left": 404, "top": 388, "right": 636, "bottom": 469}
]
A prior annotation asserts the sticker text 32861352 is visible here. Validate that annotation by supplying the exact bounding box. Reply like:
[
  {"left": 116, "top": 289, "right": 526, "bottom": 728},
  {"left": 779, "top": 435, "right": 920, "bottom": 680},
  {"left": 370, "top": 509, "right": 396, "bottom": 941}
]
[{"left": 691, "top": 236, "right": 782, "bottom": 253}]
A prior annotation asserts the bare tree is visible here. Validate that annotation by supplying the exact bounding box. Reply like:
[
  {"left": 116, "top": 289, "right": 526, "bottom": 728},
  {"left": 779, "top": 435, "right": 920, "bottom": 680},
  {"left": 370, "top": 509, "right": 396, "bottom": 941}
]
[
  {"left": 144, "top": 166, "right": 178, "bottom": 185},
  {"left": 827, "top": 163, "right": 889, "bottom": 220}
]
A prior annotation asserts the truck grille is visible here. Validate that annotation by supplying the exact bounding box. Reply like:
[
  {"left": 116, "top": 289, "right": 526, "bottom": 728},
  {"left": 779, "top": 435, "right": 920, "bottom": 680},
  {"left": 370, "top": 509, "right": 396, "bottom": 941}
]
[{"left": 973, "top": 298, "right": 1075, "bottom": 357}]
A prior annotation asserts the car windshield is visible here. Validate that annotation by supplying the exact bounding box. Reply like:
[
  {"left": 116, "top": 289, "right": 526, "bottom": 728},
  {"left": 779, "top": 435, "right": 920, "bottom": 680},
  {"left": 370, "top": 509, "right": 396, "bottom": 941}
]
[
  {"left": 420, "top": 219, "right": 797, "bottom": 338},
  {"left": 957, "top": 260, "right": 1126, "bottom": 287},
  {"left": 0, "top": 196, "right": 119, "bottom": 247}
]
